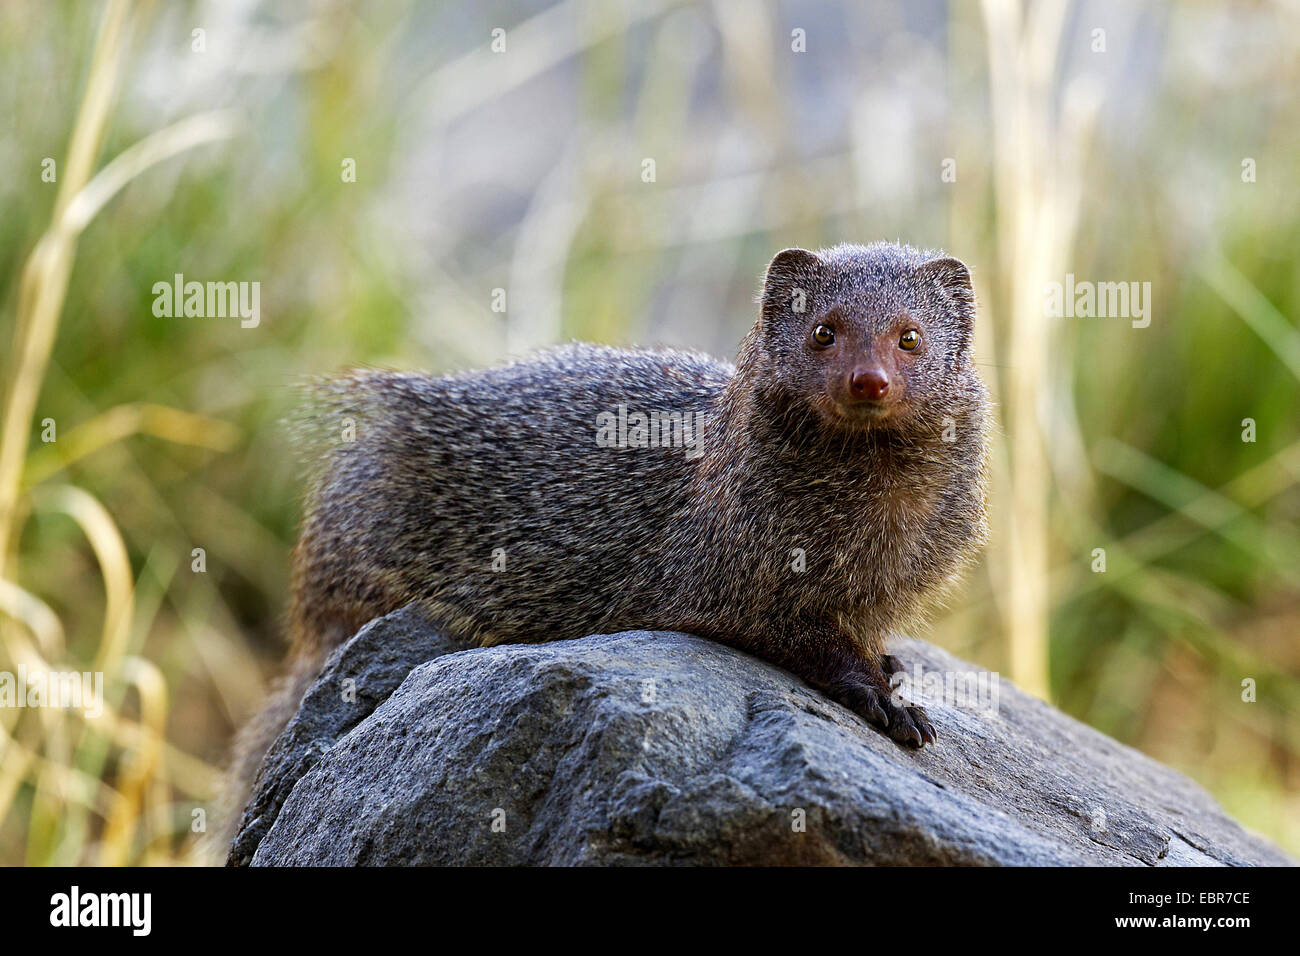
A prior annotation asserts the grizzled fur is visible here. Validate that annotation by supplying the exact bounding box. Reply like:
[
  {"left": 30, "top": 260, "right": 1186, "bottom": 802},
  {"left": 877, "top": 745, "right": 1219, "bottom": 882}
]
[{"left": 223, "top": 242, "right": 990, "bottom": 850}]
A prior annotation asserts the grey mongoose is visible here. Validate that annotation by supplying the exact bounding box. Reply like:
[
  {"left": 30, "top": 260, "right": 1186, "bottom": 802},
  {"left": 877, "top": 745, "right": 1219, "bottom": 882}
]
[{"left": 225, "top": 241, "right": 991, "bottom": 847}]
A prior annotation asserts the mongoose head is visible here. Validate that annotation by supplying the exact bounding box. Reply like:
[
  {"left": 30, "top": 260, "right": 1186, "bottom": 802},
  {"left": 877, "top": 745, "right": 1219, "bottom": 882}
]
[{"left": 752, "top": 242, "right": 980, "bottom": 433}]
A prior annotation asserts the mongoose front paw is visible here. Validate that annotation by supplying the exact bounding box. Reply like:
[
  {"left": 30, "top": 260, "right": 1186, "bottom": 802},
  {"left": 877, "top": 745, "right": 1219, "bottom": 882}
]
[{"left": 835, "top": 682, "right": 937, "bottom": 748}]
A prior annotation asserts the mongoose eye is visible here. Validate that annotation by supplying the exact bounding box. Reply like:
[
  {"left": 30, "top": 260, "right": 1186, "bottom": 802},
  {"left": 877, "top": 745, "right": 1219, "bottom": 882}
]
[
  {"left": 899, "top": 329, "right": 920, "bottom": 351},
  {"left": 811, "top": 324, "right": 835, "bottom": 347}
]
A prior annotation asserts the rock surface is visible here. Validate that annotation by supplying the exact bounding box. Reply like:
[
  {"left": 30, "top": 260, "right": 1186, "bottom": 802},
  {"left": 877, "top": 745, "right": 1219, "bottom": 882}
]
[{"left": 230, "top": 604, "right": 1292, "bottom": 866}]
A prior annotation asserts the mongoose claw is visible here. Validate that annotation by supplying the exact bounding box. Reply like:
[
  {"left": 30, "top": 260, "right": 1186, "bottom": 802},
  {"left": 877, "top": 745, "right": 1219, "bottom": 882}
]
[
  {"left": 879, "top": 653, "right": 905, "bottom": 676},
  {"left": 847, "top": 684, "right": 891, "bottom": 728},
  {"left": 835, "top": 682, "right": 937, "bottom": 749},
  {"left": 832, "top": 681, "right": 935, "bottom": 749},
  {"left": 901, "top": 704, "right": 937, "bottom": 747},
  {"left": 882, "top": 701, "right": 931, "bottom": 748},
  {"left": 879, "top": 653, "right": 906, "bottom": 688}
]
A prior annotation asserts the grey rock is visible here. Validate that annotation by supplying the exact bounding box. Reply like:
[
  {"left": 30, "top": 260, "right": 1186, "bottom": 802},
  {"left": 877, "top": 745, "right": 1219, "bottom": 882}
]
[
  {"left": 232, "top": 604, "right": 1292, "bottom": 866},
  {"left": 225, "top": 605, "right": 473, "bottom": 866}
]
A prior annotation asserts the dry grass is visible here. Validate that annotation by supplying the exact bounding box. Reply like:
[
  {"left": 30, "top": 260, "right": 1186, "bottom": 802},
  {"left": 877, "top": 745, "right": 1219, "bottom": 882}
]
[{"left": 0, "top": 0, "right": 237, "bottom": 864}]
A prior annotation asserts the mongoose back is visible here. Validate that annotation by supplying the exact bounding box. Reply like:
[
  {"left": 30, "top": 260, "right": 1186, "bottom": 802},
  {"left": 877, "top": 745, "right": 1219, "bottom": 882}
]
[{"left": 226, "top": 241, "right": 990, "bottom": 846}]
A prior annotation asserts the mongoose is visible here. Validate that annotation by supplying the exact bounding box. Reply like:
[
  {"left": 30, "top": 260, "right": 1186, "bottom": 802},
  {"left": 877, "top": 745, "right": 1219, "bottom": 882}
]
[{"left": 225, "top": 241, "right": 990, "bottom": 841}]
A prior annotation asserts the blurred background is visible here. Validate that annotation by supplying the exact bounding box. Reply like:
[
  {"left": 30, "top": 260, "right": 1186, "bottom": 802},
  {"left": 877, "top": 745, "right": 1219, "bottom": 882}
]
[{"left": 1, "top": 0, "right": 1297, "bottom": 865}]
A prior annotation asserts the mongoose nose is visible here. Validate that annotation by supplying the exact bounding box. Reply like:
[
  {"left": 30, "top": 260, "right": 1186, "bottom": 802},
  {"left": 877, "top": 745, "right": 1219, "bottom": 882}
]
[{"left": 849, "top": 368, "right": 890, "bottom": 401}]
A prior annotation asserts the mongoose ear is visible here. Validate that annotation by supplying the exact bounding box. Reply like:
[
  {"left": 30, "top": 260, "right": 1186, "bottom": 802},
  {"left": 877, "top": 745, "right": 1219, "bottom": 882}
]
[
  {"left": 761, "top": 248, "right": 823, "bottom": 323},
  {"left": 915, "top": 256, "right": 975, "bottom": 313}
]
